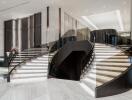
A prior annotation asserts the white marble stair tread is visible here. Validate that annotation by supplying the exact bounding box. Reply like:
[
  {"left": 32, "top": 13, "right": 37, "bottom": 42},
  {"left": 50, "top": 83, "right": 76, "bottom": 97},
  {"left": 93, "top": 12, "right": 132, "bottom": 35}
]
[
  {"left": 90, "top": 69, "right": 121, "bottom": 77},
  {"left": 16, "top": 55, "right": 33, "bottom": 58},
  {"left": 95, "top": 50, "right": 121, "bottom": 53},
  {"left": 10, "top": 63, "right": 19, "bottom": 66},
  {"left": 17, "top": 53, "right": 37, "bottom": 56},
  {"left": 42, "top": 55, "right": 53, "bottom": 58},
  {"left": 85, "top": 73, "right": 113, "bottom": 86},
  {"left": 96, "top": 62, "right": 131, "bottom": 67},
  {"left": 26, "top": 48, "right": 47, "bottom": 50},
  {"left": 95, "top": 58, "right": 129, "bottom": 62},
  {"left": 11, "top": 77, "right": 47, "bottom": 84},
  {"left": 10, "top": 66, "right": 48, "bottom": 70},
  {"left": 86, "top": 73, "right": 113, "bottom": 86},
  {"left": 95, "top": 66, "right": 127, "bottom": 71},
  {"left": 21, "top": 65, "right": 48, "bottom": 67},
  {"left": 14, "top": 58, "right": 29, "bottom": 60},
  {"left": 31, "top": 60, "right": 48, "bottom": 63},
  {"left": 16, "top": 69, "right": 47, "bottom": 73},
  {"left": 95, "top": 48, "right": 117, "bottom": 50},
  {"left": 21, "top": 51, "right": 48, "bottom": 53},
  {"left": 95, "top": 52, "right": 124, "bottom": 55},
  {"left": 37, "top": 57, "right": 49, "bottom": 60},
  {"left": 96, "top": 55, "right": 128, "bottom": 59},
  {"left": 96, "top": 75, "right": 114, "bottom": 86},
  {"left": 12, "top": 73, "right": 47, "bottom": 78},
  {"left": 95, "top": 46, "right": 114, "bottom": 48},
  {"left": 25, "top": 62, "right": 48, "bottom": 66},
  {"left": 18, "top": 52, "right": 39, "bottom": 54},
  {"left": 12, "top": 60, "right": 23, "bottom": 63}
]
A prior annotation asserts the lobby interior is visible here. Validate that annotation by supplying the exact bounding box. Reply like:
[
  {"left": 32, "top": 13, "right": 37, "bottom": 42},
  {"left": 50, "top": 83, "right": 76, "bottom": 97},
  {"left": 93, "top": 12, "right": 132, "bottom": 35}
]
[{"left": 0, "top": 0, "right": 132, "bottom": 100}]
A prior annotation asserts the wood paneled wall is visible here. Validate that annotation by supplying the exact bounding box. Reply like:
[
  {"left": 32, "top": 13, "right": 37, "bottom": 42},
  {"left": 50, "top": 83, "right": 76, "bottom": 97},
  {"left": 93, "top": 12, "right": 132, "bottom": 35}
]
[
  {"left": 21, "top": 17, "right": 28, "bottom": 50},
  {"left": 4, "top": 20, "right": 13, "bottom": 53},
  {"left": 34, "top": 12, "right": 42, "bottom": 47}
]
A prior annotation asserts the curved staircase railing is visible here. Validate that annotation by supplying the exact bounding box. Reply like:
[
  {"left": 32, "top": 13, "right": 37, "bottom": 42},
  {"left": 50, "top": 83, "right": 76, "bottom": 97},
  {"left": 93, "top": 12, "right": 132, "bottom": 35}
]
[
  {"left": 7, "top": 48, "right": 48, "bottom": 82},
  {"left": 81, "top": 35, "right": 95, "bottom": 78}
]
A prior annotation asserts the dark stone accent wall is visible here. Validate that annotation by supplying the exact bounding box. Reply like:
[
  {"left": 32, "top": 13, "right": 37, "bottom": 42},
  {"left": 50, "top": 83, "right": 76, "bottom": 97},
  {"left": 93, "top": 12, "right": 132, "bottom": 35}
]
[
  {"left": 34, "top": 12, "right": 42, "bottom": 48},
  {"left": 4, "top": 20, "right": 13, "bottom": 52},
  {"left": 21, "top": 17, "right": 28, "bottom": 50}
]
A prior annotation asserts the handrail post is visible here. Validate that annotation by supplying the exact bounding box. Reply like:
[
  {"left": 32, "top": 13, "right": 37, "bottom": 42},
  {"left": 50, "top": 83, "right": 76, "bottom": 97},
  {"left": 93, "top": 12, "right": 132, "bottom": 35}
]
[{"left": 7, "top": 74, "right": 10, "bottom": 82}]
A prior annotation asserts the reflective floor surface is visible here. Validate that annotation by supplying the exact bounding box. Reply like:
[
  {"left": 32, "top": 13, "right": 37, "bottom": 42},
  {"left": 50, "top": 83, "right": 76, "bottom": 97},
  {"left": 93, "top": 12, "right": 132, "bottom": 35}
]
[{"left": 0, "top": 78, "right": 132, "bottom": 100}]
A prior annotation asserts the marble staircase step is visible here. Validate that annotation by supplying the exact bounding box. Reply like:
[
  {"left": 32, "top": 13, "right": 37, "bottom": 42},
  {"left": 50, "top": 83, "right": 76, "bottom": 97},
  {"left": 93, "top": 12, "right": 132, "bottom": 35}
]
[
  {"left": 16, "top": 69, "right": 47, "bottom": 73},
  {"left": 12, "top": 73, "right": 47, "bottom": 78},
  {"left": 90, "top": 69, "right": 121, "bottom": 77},
  {"left": 17, "top": 54, "right": 37, "bottom": 56},
  {"left": 25, "top": 62, "right": 48, "bottom": 66},
  {"left": 21, "top": 65, "right": 48, "bottom": 67},
  {"left": 96, "top": 56, "right": 128, "bottom": 59},
  {"left": 95, "top": 58, "right": 129, "bottom": 63},
  {"left": 20, "top": 67, "right": 47, "bottom": 70},
  {"left": 95, "top": 66, "right": 127, "bottom": 72},
  {"left": 15, "top": 56, "right": 34, "bottom": 58},
  {"left": 11, "top": 77, "right": 47, "bottom": 83},
  {"left": 31, "top": 60, "right": 48, "bottom": 63},
  {"left": 96, "top": 62, "right": 130, "bottom": 67},
  {"left": 95, "top": 50, "right": 121, "bottom": 53},
  {"left": 95, "top": 53, "right": 125, "bottom": 56}
]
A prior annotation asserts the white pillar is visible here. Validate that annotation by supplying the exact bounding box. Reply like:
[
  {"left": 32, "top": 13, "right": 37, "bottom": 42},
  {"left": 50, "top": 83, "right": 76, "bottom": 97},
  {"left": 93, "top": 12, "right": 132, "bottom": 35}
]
[
  {"left": 28, "top": 17, "right": 30, "bottom": 49},
  {"left": 18, "top": 19, "right": 22, "bottom": 52}
]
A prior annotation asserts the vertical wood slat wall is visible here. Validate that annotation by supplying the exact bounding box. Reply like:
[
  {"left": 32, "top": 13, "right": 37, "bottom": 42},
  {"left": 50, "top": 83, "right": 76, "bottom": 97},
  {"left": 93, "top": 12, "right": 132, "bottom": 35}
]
[
  {"left": 34, "top": 12, "right": 42, "bottom": 48},
  {"left": 4, "top": 20, "right": 13, "bottom": 53},
  {"left": 21, "top": 17, "right": 28, "bottom": 50},
  {"left": 4, "top": 12, "right": 42, "bottom": 52},
  {"left": 4, "top": 7, "right": 88, "bottom": 53}
]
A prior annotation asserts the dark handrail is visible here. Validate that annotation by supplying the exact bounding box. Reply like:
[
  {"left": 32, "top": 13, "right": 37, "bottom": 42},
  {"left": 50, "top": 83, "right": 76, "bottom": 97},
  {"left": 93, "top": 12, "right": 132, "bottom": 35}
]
[{"left": 8, "top": 49, "right": 18, "bottom": 68}]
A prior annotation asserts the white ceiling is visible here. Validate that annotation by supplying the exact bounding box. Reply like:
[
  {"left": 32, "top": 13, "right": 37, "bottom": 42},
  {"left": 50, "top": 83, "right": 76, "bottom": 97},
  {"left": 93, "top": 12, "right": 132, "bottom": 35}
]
[
  {"left": 0, "top": 0, "right": 131, "bottom": 32},
  {"left": 0, "top": 0, "right": 53, "bottom": 20},
  {"left": 55, "top": 0, "right": 131, "bottom": 32}
]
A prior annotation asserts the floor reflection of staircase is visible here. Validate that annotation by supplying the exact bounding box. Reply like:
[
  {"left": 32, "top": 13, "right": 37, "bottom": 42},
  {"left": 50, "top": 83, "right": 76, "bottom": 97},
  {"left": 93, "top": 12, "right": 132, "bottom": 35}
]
[
  {"left": 9, "top": 48, "right": 54, "bottom": 83},
  {"left": 81, "top": 43, "right": 131, "bottom": 97}
]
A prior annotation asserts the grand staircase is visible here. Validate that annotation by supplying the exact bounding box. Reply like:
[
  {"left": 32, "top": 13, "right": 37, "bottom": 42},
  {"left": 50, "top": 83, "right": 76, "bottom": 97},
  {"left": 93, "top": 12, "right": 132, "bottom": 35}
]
[
  {"left": 8, "top": 48, "right": 54, "bottom": 83},
  {"left": 7, "top": 43, "right": 132, "bottom": 97},
  {"left": 81, "top": 43, "right": 131, "bottom": 97}
]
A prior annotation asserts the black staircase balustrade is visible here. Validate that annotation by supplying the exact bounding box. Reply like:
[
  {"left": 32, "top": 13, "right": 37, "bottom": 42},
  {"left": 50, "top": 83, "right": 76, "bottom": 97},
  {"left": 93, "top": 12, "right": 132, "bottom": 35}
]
[
  {"left": 81, "top": 34, "right": 95, "bottom": 77},
  {"left": 48, "top": 40, "right": 94, "bottom": 81}
]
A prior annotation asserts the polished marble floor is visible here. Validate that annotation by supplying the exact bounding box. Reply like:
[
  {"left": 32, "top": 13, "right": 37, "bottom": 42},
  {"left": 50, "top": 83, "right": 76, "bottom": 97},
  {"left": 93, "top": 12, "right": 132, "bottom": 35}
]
[{"left": 0, "top": 79, "right": 132, "bottom": 100}]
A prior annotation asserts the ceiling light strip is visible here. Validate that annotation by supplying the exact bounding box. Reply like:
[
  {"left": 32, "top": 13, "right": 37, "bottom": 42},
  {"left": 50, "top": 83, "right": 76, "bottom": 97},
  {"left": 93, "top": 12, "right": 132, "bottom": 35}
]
[
  {"left": 0, "top": 1, "right": 30, "bottom": 13},
  {"left": 116, "top": 10, "right": 124, "bottom": 31},
  {"left": 82, "top": 16, "right": 98, "bottom": 30}
]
